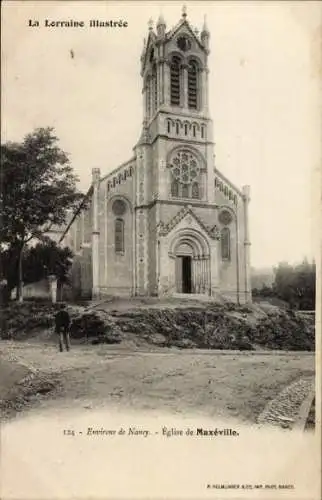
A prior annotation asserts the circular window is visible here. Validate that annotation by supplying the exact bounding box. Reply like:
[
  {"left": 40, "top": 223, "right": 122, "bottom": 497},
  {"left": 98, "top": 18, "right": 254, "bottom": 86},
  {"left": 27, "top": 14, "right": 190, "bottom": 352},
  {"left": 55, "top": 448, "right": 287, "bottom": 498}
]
[
  {"left": 112, "top": 199, "right": 126, "bottom": 216},
  {"left": 169, "top": 150, "right": 200, "bottom": 185},
  {"left": 177, "top": 36, "right": 191, "bottom": 52},
  {"left": 219, "top": 209, "right": 233, "bottom": 225}
]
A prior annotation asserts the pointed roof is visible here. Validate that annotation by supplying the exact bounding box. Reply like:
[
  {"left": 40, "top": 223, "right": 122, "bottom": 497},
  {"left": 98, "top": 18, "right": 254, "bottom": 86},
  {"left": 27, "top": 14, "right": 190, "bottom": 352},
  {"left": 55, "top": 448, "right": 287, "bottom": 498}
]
[
  {"left": 165, "top": 9, "right": 206, "bottom": 51},
  {"left": 141, "top": 7, "right": 208, "bottom": 74},
  {"left": 156, "top": 13, "right": 166, "bottom": 27},
  {"left": 201, "top": 14, "right": 209, "bottom": 35}
]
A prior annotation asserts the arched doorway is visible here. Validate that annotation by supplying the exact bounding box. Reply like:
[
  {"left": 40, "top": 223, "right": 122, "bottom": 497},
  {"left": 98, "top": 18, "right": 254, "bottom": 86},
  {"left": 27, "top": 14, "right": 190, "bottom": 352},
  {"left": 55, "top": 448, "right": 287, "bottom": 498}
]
[
  {"left": 175, "top": 242, "right": 193, "bottom": 293},
  {"left": 170, "top": 230, "right": 211, "bottom": 295}
]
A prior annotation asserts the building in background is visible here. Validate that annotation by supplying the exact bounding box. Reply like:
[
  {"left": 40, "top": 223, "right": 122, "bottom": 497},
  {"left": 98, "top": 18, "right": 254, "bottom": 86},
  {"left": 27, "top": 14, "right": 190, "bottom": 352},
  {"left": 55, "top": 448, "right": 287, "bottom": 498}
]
[{"left": 60, "top": 8, "right": 252, "bottom": 303}]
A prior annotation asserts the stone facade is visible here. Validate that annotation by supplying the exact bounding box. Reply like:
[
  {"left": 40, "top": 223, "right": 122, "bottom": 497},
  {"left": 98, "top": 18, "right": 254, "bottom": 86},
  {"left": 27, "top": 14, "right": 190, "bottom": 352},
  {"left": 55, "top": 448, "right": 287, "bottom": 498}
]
[{"left": 60, "top": 10, "right": 252, "bottom": 304}]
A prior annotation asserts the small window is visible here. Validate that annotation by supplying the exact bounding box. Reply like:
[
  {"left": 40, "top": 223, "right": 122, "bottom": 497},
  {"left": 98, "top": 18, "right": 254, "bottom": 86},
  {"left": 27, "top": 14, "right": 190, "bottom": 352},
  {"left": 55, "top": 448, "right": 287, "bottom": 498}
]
[
  {"left": 176, "top": 122, "right": 179, "bottom": 135},
  {"left": 184, "top": 124, "right": 188, "bottom": 135},
  {"left": 221, "top": 228, "right": 230, "bottom": 260},
  {"left": 115, "top": 218, "right": 124, "bottom": 253},
  {"left": 171, "top": 179, "right": 179, "bottom": 197},
  {"left": 201, "top": 125, "right": 205, "bottom": 139},
  {"left": 182, "top": 184, "right": 189, "bottom": 198},
  {"left": 192, "top": 182, "right": 199, "bottom": 199},
  {"left": 167, "top": 121, "right": 171, "bottom": 133},
  {"left": 192, "top": 125, "right": 196, "bottom": 137}
]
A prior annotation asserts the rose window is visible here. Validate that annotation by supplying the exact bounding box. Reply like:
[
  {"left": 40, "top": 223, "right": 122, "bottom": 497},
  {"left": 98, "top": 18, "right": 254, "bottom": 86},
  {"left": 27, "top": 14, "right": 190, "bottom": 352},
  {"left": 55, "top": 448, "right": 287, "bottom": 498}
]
[
  {"left": 219, "top": 209, "right": 233, "bottom": 225},
  {"left": 170, "top": 150, "right": 200, "bottom": 185},
  {"left": 169, "top": 150, "right": 201, "bottom": 199}
]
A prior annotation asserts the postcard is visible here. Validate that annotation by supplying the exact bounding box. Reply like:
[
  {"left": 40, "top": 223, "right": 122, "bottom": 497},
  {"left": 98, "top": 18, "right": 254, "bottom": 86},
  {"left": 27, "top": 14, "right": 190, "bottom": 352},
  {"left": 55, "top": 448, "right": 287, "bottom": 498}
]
[{"left": 1, "top": 1, "right": 321, "bottom": 499}]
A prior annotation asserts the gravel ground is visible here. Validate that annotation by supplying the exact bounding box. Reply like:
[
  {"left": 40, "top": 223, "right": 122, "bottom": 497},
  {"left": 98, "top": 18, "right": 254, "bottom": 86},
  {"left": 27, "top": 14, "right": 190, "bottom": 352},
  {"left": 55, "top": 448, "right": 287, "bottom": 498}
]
[{"left": 257, "top": 377, "right": 315, "bottom": 429}]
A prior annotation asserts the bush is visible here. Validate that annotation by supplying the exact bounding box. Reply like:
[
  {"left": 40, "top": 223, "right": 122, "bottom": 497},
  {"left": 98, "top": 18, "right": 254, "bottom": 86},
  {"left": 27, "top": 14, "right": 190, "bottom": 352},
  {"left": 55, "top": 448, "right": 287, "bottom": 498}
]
[
  {"left": 70, "top": 311, "right": 122, "bottom": 344},
  {"left": 0, "top": 301, "right": 55, "bottom": 339}
]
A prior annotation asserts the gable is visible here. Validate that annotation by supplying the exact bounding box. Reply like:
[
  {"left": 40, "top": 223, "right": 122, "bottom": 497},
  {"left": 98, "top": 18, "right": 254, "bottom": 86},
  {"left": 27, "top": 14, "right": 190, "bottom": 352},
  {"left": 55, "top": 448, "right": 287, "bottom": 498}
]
[
  {"left": 158, "top": 206, "right": 220, "bottom": 240},
  {"left": 166, "top": 19, "right": 205, "bottom": 52}
]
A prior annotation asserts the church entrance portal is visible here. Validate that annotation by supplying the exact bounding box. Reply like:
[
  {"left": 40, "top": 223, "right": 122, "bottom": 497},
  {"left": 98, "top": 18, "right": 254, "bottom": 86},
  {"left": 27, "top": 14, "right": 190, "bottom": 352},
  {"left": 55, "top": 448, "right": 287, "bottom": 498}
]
[{"left": 171, "top": 231, "right": 211, "bottom": 296}]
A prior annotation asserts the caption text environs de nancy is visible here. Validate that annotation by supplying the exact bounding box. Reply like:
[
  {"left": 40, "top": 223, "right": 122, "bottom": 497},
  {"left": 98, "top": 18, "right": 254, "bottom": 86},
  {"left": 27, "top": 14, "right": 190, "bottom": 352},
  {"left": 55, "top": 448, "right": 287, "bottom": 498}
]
[{"left": 28, "top": 19, "right": 129, "bottom": 28}]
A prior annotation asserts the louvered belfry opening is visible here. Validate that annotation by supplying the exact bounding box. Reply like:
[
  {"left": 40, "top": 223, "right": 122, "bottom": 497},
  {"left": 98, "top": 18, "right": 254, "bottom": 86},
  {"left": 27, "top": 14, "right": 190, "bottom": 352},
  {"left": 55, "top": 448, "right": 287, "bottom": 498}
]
[
  {"left": 188, "top": 61, "right": 198, "bottom": 109},
  {"left": 170, "top": 56, "right": 181, "bottom": 106},
  {"left": 152, "top": 63, "right": 158, "bottom": 113}
]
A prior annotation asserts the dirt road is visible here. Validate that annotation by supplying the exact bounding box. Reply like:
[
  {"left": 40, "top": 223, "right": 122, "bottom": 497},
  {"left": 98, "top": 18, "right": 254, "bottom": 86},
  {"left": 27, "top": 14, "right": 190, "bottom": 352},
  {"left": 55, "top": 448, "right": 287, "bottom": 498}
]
[
  {"left": 1, "top": 341, "right": 318, "bottom": 500},
  {"left": 0, "top": 340, "right": 314, "bottom": 424}
]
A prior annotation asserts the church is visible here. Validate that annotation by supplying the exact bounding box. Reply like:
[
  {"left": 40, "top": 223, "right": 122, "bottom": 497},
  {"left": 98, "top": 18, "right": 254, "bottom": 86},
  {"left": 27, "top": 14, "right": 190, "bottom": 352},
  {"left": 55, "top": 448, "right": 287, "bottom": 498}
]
[{"left": 60, "top": 8, "right": 252, "bottom": 304}]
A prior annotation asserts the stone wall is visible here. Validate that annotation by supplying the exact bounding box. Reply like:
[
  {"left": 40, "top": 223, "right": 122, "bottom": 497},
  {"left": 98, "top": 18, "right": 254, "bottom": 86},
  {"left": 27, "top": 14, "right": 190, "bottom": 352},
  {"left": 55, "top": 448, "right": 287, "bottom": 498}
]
[{"left": 98, "top": 171, "right": 135, "bottom": 296}]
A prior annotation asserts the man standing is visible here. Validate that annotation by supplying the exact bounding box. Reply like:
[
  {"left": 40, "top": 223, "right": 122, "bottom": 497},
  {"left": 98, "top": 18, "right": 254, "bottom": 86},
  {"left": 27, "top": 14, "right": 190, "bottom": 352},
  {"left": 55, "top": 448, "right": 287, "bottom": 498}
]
[{"left": 54, "top": 303, "right": 71, "bottom": 352}]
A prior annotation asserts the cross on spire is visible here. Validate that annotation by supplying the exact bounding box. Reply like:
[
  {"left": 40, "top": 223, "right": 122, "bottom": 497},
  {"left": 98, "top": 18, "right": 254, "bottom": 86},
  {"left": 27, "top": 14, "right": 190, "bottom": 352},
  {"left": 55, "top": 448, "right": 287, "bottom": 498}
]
[
  {"left": 182, "top": 5, "right": 187, "bottom": 19},
  {"left": 148, "top": 18, "right": 153, "bottom": 30}
]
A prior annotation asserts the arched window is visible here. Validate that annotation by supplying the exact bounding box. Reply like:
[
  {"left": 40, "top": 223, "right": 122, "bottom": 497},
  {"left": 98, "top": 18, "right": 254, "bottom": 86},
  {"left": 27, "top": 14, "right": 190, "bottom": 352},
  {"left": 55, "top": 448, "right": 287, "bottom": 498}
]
[
  {"left": 192, "top": 182, "right": 199, "bottom": 199},
  {"left": 167, "top": 120, "right": 171, "bottom": 133},
  {"left": 221, "top": 228, "right": 230, "bottom": 261},
  {"left": 170, "top": 56, "right": 181, "bottom": 106},
  {"left": 192, "top": 124, "right": 196, "bottom": 137},
  {"left": 115, "top": 218, "right": 124, "bottom": 253},
  {"left": 184, "top": 123, "right": 188, "bottom": 135},
  {"left": 201, "top": 125, "right": 205, "bottom": 139},
  {"left": 188, "top": 61, "right": 198, "bottom": 109},
  {"left": 171, "top": 179, "right": 179, "bottom": 197},
  {"left": 175, "top": 122, "right": 180, "bottom": 135}
]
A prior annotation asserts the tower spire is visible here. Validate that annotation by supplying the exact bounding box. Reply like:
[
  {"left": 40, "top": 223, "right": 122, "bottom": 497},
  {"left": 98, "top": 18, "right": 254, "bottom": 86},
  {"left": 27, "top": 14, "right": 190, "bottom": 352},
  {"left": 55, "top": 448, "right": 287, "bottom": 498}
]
[
  {"left": 202, "top": 14, "right": 209, "bottom": 34},
  {"left": 156, "top": 11, "right": 166, "bottom": 36},
  {"left": 157, "top": 12, "right": 166, "bottom": 27},
  {"left": 182, "top": 5, "right": 187, "bottom": 20},
  {"left": 201, "top": 14, "right": 210, "bottom": 51}
]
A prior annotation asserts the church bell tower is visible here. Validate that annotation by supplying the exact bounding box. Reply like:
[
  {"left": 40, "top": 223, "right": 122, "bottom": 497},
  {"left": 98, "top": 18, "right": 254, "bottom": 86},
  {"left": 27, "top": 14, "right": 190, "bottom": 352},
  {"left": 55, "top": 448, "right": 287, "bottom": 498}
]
[{"left": 137, "top": 6, "right": 215, "bottom": 206}]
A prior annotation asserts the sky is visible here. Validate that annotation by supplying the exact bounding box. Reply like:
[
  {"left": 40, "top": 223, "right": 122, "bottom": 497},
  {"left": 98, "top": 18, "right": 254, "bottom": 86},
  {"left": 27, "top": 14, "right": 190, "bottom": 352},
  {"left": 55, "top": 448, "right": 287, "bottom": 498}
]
[{"left": 2, "top": 1, "right": 321, "bottom": 268}]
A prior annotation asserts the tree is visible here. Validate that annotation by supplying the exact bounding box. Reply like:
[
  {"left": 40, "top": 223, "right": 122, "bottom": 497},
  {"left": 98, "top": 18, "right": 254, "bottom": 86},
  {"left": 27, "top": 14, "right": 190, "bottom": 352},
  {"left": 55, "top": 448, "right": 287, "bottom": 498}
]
[
  {"left": 273, "top": 260, "right": 316, "bottom": 310},
  {"left": 0, "top": 127, "right": 85, "bottom": 300}
]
